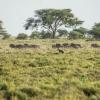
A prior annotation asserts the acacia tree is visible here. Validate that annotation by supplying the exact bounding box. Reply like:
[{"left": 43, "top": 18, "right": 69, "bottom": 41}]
[
  {"left": 89, "top": 23, "right": 100, "bottom": 39},
  {"left": 24, "top": 9, "right": 83, "bottom": 38}
]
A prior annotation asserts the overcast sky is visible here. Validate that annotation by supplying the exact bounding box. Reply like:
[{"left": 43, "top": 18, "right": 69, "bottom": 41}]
[{"left": 0, "top": 0, "right": 100, "bottom": 35}]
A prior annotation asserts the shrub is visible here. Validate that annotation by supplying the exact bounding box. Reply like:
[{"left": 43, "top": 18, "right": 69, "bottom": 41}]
[
  {"left": 40, "top": 31, "right": 52, "bottom": 39},
  {"left": 30, "top": 31, "right": 40, "bottom": 39},
  {"left": 16, "top": 33, "right": 28, "bottom": 39},
  {"left": 69, "top": 31, "right": 84, "bottom": 39},
  {"left": 3, "top": 33, "right": 11, "bottom": 39}
]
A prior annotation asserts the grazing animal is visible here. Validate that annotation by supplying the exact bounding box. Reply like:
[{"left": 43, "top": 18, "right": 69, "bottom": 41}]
[
  {"left": 76, "top": 44, "right": 81, "bottom": 48},
  {"left": 52, "top": 43, "right": 62, "bottom": 49},
  {"left": 9, "top": 44, "right": 40, "bottom": 49},
  {"left": 62, "top": 43, "right": 70, "bottom": 48},
  {"left": 91, "top": 43, "right": 100, "bottom": 48},
  {"left": 57, "top": 48, "right": 64, "bottom": 53},
  {"left": 70, "top": 43, "right": 81, "bottom": 48},
  {"left": 23, "top": 44, "right": 29, "bottom": 48},
  {"left": 16, "top": 44, "right": 24, "bottom": 49},
  {"left": 9, "top": 44, "right": 16, "bottom": 48},
  {"left": 24, "top": 43, "right": 29, "bottom": 46},
  {"left": 31, "top": 45, "right": 40, "bottom": 48},
  {"left": 24, "top": 44, "right": 28, "bottom": 46},
  {"left": 56, "top": 43, "right": 62, "bottom": 48}
]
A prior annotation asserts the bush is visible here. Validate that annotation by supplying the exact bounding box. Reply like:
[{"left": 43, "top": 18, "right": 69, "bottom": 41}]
[
  {"left": 16, "top": 33, "right": 28, "bottom": 39},
  {"left": 69, "top": 31, "right": 84, "bottom": 39},
  {"left": 30, "top": 31, "right": 52, "bottom": 39},
  {"left": 30, "top": 31, "right": 40, "bottom": 39},
  {"left": 3, "top": 33, "right": 11, "bottom": 39},
  {"left": 39, "top": 31, "right": 52, "bottom": 39}
]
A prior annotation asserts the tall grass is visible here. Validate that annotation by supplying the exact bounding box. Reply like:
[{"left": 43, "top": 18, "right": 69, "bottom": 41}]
[{"left": 0, "top": 39, "right": 100, "bottom": 100}]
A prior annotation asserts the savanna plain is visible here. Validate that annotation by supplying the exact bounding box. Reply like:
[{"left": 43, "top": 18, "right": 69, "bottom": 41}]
[{"left": 0, "top": 39, "right": 100, "bottom": 100}]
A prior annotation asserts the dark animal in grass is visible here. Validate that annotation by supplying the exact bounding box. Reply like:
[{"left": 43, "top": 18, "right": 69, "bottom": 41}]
[
  {"left": 23, "top": 44, "right": 40, "bottom": 48},
  {"left": 16, "top": 44, "right": 24, "bottom": 49},
  {"left": 76, "top": 44, "right": 81, "bottom": 48},
  {"left": 70, "top": 43, "right": 81, "bottom": 48},
  {"left": 23, "top": 44, "right": 29, "bottom": 48},
  {"left": 52, "top": 43, "right": 62, "bottom": 48},
  {"left": 9, "top": 44, "right": 16, "bottom": 48},
  {"left": 10, "top": 44, "right": 40, "bottom": 49},
  {"left": 57, "top": 48, "right": 64, "bottom": 53},
  {"left": 10, "top": 44, "right": 23, "bottom": 49},
  {"left": 62, "top": 43, "right": 70, "bottom": 48},
  {"left": 31, "top": 45, "right": 40, "bottom": 48},
  {"left": 24, "top": 44, "right": 28, "bottom": 46},
  {"left": 91, "top": 43, "right": 100, "bottom": 48},
  {"left": 56, "top": 43, "right": 62, "bottom": 48}
]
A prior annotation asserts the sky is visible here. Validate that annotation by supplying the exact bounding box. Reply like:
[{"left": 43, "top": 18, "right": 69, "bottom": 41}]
[{"left": 0, "top": 0, "right": 100, "bottom": 36}]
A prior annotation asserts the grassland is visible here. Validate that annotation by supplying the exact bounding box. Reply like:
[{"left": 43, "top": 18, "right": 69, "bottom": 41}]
[{"left": 0, "top": 39, "right": 100, "bottom": 100}]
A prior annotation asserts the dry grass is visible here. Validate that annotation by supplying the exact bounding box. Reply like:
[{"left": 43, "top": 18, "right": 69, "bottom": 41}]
[{"left": 0, "top": 39, "right": 100, "bottom": 100}]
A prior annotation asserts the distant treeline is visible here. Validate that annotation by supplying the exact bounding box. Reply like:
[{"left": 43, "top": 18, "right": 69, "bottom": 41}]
[{"left": 0, "top": 9, "right": 100, "bottom": 40}]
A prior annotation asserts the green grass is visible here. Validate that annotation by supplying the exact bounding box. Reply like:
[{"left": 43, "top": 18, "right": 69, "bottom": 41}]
[{"left": 0, "top": 39, "right": 100, "bottom": 100}]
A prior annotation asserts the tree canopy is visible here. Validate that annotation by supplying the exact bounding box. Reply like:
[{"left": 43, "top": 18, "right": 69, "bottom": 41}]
[
  {"left": 89, "top": 23, "right": 100, "bottom": 39},
  {"left": 24, "top": 9, "right": 83, "bottom": 38}
]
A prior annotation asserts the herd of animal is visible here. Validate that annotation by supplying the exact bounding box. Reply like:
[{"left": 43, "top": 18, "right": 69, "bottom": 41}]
[
  {"left": 91, "top": 43, "right": 100, "bottom": 48},
  {"left": 9, "top": 43, "right": 100, "bottom": 49},
  {"left": 9, "top": 44, "right": 40, "bottom": 49},
  {"left": 52, "top": 43, "right": 82, "bottom": 48}
]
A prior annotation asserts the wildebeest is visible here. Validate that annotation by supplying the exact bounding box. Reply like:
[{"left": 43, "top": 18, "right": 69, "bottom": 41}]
[
  {"left": 70, "top": 43, "right": 81, "bottom": 48},
  {"left": 52, "top": 43, "right": 62, "bottom": 48},
  {"left": 10, "top": 44, "right": 25, "bottom": 49},
  {"left": 9, "top": 44, "right": 16, "bottom": 48},
  {"left": 91, "top": 43, "right": 100, "bottom": 48},
  {"left": 52, "top": 43, "right": 81, "bottom": 49},
  {"left": 62, "top": 43, "right": 70, "bottom": 48},
  {"left": 23, "top": 44, "right": 30, "bottom": 48},
  {"left": 9, "top": 44, "right": 40, "bottom": 49},
  {"left": 15, "top": 44, "right": 24, "bottom": 49},
  {"left": 30, "top": 45, "right": 40, "bottom": 48}
]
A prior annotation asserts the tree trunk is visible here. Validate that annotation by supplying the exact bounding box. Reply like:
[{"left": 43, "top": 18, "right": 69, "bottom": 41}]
[{"left": 52, "top": 31, "right": 56, "bottom": 39}]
